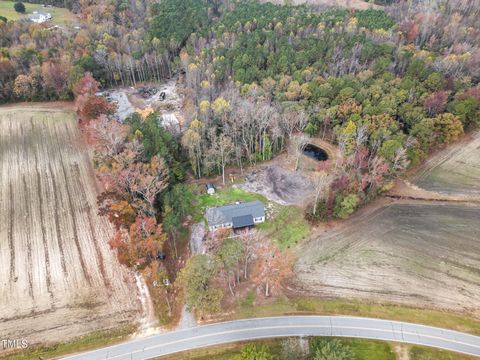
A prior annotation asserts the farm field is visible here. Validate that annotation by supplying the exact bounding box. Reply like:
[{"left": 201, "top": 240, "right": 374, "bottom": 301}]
[
  {"left": 412, "top": 132, "right": 480, "bottom": 197},
  {"left": 0, "top": 106, "right": 141, "bottom": 348},
  {"left": 295, "top": 129, "right": 480, "bottom": 317},
  {"left": 295, "top": 200, "right": 480, "bottom": 314},
  {"left": 0, "top": 0, "right": 76, "bottom": 26}
]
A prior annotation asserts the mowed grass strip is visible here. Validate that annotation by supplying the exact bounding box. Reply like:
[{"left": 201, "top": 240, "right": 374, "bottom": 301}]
[
  {"left": 0, "top": 0, "right": 76, "bottom": 25},
  {"left": 409, "top": 345, "right": 478, "bottom": 360},
  {"left": 0, "top": 324, "right": 136, "bottom": 360},
  {"left": 231, "top": 297, "right": 480, "bottom": 336}
]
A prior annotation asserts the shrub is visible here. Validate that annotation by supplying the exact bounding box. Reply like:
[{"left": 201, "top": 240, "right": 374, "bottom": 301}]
[
  {"left": 333, "top": 193, "right": 359, "bottom": 219},
  {"left": 310, "top": 339, "right": 354, "bottom": 360},
  {"left": 14, "top": 2, "right": 26, "bottom": 13}
]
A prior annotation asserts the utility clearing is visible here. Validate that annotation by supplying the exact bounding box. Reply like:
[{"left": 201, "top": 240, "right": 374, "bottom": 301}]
[
  {"left": 0, "top": 106, "right": 141, "bottom": 347},
  {"left": 295, "top": 133, "right": 480, "bottom": 317}
]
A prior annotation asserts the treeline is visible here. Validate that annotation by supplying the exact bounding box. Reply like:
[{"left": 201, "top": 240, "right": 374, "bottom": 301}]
[
  {"left": 0, "top": 0, "right": 224, "bottom": 103},
  {"left": 176, "top": 0, "right": 480, "bottom": 221}
]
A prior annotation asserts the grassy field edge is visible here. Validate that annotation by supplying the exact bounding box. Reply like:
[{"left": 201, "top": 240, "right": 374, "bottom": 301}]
[
  {"left": 0, "top": 324, "right": 137, "bottom": 360},
  {"left": 208, "top": 296, "right": 480, "bottom": 336}
]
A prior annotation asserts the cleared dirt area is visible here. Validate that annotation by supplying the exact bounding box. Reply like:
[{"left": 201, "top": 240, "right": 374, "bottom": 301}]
[
  {"left": 412, "top": 132, "right": 480, "bottom": 197},
  {"left": 0, "top": 107, "right": 141, "bottom": 348},
  {"left": 295, "top": 132, "right": 480, "bottom": 317},
  {"left": 241, "top": 160, "right": 315, "bottom": 206}
]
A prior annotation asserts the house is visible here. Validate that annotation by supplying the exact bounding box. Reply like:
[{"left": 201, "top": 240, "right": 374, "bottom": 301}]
[
  {"left": 205, "top": 183, "right": 215, "bottom": 195},
  {"left": 205, "top": 201, "right": 265, "bottom": 231},
  {"left": 29, "top": 12, "right": 52, "bottom": 23}
]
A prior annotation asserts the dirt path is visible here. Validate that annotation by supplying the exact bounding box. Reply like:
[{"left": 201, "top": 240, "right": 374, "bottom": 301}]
[{"left": 0, "top": 108, "right": 141, "bottom": 348}]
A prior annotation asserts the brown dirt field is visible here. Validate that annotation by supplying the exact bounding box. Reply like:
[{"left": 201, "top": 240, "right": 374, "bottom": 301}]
[
  {"left": 295, "top": 200, "right": 480, "bottom": 315},
  {"left": 412, "top": 131, "right": 480, "bottom": 197},
  {"left": 294, "top": 132, "right": 480, "bottom": 317},
  {"left": 0, "top": 107, "right": 141, "bottom": 349}
]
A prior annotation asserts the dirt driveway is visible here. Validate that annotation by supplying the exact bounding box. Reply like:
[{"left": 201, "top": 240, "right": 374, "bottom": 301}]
[{"left": 0, "top": 107, "right": 141, "bottom": 349}]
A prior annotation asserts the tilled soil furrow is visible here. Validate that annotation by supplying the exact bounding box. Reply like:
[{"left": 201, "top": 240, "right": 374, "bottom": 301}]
[
  {"left": 8, "top": 182, "right": 15, "bottom": 282},
  {"left": 22, "top": 174, "right": 35, "bottom": 301},
  {"left": 59, "top": 156, "right": 93, "bottom": 286},
  {"left": 32, "top": 119, "right": 54, "bottom": 301},
  {"left": 0, "top": 107, "right": 140, "bottom": 343},
  {"left": 48, "top": 162, "right": 68, "bottom": 277},
  {"left": 72, "top": 162, "right": 111, "bottom": 290}
]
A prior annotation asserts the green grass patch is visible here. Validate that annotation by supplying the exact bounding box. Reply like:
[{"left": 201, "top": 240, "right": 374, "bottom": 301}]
[
  {"left": 197, "top": 186, "right": 267, "bottom": 209},
  {"left": 410, "top": 345, "right": 477, "bottom": 359},
  {"left": 0, "top": 0, "right": 76, "bottom": 25},
  {"left": 192, "top": 185, "right": 267, "bottom": 223},
  {"left": 0, "top": 324, "right": 136, "bottom": 360},
  {"left": 157, "top": 339, "right": 282, "bottom": 360},
  {"left": 230, "top": 297, "right": 480, "bottom": 336},
  {"left": 256, "top": 205, "right": 310, "bottom": 250},
  {"left": 194, "top": 185, "right": 311, "bottom": 250},
  {"left": 342, "top": 338, "right": 395, "bottom": 360}
]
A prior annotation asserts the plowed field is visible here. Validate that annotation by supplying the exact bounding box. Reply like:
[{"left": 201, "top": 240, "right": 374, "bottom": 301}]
[{"left": 0, "top": 106, "right": 140, "bottom": 347}]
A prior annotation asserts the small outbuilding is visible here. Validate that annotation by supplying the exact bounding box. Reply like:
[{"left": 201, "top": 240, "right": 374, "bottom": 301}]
[
  {"left": 206, "top": 200, "right": 265, "bottom": 231},
  {"left": 205, "top": 183, "right": 215, "bottom": 195}
]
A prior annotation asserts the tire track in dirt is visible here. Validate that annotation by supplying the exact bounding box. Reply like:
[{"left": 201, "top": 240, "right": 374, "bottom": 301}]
[
  {"left": 20, "top": 121, "right": 35, "bottom": 302},
  {"left": 22, "top": 174, "right": 34, "bottom": 300},
  {"left": 7, "top": 116, "right": 16, "bottom": 283},
  {"left": 31, "top": 119, "right": 54, "bottom": 302},
  {"left": 56, "top": 130, "right": 93, "bottom": 287},
  {"left": 48, "top": 162, "right": 68, "bottom": 277},
  {"left": 71, "top": 161, "right": 111, "bottom": 290},
  {"left": 8, "top": 182, "right": 16, "bottom": 282}
]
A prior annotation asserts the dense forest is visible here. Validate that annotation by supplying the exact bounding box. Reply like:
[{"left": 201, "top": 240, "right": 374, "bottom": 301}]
[{"left": 3, "top": 0, "right": 480, "bottom": 314}]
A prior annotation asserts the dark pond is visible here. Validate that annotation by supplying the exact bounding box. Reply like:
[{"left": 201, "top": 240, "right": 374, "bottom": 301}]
[{"left": 303, "top": 144, "right": 329, "bottom": 161}]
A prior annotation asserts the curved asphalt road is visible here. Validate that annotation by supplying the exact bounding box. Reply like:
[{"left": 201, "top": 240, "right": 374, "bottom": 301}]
[{"left": 62, "top": 316, "right": 480, "bottom": 359}]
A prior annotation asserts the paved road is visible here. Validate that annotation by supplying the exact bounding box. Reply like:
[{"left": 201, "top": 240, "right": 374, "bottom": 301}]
[{"left": 63, "top": 316, "right": 480, "bottom": 359}]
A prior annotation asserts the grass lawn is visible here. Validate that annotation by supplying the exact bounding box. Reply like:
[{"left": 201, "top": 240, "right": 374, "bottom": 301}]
[
  {"left": 0, "top": 324, "right": 136, "bottom": 360},
  {"left": 256, "top": 205, "right": 310, "bottom": 250},
  {"left": 336, "top": 338, "right": 395, "bottom": 360},
  {"left": 196, "top": 186, "right": 267, "bottom": 209},
  {"left": 0, "top": 0, "right": 76, "bottom": 25},
  {"left": 194, "top": 186, "right": 311, "bottom": 250},
  {"left": 410, "top": 345, "right": 477, "bottom": 360},
  {"left": 230, "top": 297, "right": 480, "bottom": 336}
]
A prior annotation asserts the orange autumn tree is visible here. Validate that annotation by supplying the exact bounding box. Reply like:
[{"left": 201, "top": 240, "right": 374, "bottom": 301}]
[
  {"left": 73, "top": 72, "right": 115, "bottom": 123},
  {"left": 252, "top": 241, "right": 294, "bottom": 297},
  {"left": 109, "top": 216, "right": 167, "bottom": 268}
]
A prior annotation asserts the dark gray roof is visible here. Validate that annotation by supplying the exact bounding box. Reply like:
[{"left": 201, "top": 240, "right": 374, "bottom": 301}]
[
  {"left": 232, "top": 214, "right": 254, "bottom": 229},
  {"left": 206, "top": 200, "right": 265, "bottom": 227}
]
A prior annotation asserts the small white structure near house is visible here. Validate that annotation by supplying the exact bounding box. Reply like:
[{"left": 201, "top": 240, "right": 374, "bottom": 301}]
[
  {"left": 206, "top": 183, "right": 215, "bottom": 195},
  {"left": 206, "top": 201, "right": 265, "bottom": 231},
  {"left": 29, "top": 12, "right": 52, "bottom": 23}
]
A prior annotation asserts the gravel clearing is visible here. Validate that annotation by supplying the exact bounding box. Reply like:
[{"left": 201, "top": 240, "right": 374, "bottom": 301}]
[
  {"left": 0, "top": 107, "right": 141, "bottom": 347},
  {"left": 242, "top": 163, "right": 314, "bottom": 206}
]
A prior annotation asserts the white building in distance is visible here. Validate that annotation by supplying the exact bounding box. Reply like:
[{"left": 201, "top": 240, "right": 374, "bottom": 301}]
[{"left": 29, "top": 12, "right": 52, "bottom": 23}]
